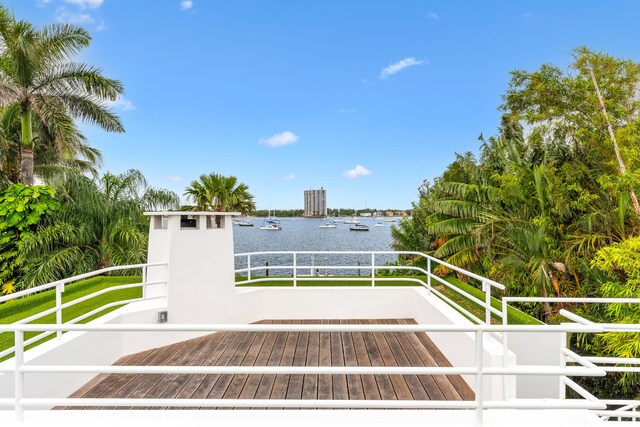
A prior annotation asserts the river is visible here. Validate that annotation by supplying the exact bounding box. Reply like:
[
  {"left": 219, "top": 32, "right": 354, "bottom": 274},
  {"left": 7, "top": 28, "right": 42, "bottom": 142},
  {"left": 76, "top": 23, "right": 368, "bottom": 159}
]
[{"left": 233, "top": 217, "right": 401, "bottom": 276}]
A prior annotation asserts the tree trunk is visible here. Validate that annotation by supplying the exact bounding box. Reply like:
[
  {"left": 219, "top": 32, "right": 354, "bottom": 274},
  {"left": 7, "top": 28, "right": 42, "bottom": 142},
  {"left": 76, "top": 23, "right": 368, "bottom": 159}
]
[
  {"left": 588, "top": 67, "right": 640, "bottom": 216},
  {"left": 20, "top": 110, "right": 34, "bottom": 185}
]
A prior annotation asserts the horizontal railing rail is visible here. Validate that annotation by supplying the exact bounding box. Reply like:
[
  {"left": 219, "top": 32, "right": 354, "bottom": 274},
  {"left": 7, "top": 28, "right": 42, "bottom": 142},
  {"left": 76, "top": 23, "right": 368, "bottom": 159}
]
[
  {"left": 0, "top": 263, "right": 168, "bottom": 359},
  {"left": 0, "top": 321, "right": 608, "bottom": 425},
  {"left": 234, "top": 251, "right": 505, "bottom": 325},
  {"left": 501, "top": 296, "right": 640, "bottom": 422}
]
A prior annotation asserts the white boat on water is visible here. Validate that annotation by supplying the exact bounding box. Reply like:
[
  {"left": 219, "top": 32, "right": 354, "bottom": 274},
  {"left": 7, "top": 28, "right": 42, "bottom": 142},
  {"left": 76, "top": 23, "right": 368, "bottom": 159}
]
[
  {"left": 237, "top": 220, "right": 254, "bottom": 226},
  {"left": 374, "top": 221, "right": 385, "bottom": 227},
  {"left": 344, "top": 217, "right": 360, "bottom": 224},
  {"left": 259, "top": 223, "right": 281, "bottom": 230},
  {"left": 319, "top": 221, "right": 337, "bottom": 228}
]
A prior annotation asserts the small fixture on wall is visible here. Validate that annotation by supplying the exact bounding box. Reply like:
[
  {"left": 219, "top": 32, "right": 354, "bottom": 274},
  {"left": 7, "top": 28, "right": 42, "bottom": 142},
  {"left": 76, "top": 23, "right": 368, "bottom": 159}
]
[{"left": 158, "top": 311, "right": 168, "bottom": 323}]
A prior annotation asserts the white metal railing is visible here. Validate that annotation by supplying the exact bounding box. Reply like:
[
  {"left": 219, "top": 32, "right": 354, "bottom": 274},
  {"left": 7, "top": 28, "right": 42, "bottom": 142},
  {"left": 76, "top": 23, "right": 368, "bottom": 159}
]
[
  {"left": 0, "top": 322, "right": 607, "bottom": 425},
  {"left": 0, "top": 263, "right": 168, "bottom": 359},
  {"left": 234, "top": 251, "right": 506, "bottom": 325},
  {"left": 502, "top": 296, "right": 640, "bottom": 422}
]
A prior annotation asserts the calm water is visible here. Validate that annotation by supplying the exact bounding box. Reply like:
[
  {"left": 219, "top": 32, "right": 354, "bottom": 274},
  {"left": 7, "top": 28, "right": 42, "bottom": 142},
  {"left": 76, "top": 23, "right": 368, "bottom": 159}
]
[{"left": 233, "top": 217, "right": 400, "bottom": 276}]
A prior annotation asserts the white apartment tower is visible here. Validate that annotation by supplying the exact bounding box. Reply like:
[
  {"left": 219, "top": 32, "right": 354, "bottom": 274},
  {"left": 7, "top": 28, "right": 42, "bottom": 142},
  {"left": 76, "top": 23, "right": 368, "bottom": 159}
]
[{"left": 304, "top": 187, "right": 327, "bottom": 217}]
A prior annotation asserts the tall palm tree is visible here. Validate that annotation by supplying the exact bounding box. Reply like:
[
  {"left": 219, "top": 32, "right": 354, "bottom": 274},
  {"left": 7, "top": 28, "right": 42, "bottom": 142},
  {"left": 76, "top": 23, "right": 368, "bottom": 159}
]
[
  {"left": 184, "top": 173, "right": 256, "bottom": 213},
  {"left": 0, "top": 7, "right": 124, "bottom": 184},
  {"left": 0, "top": 104, "right": 102, "bottom": 187}
]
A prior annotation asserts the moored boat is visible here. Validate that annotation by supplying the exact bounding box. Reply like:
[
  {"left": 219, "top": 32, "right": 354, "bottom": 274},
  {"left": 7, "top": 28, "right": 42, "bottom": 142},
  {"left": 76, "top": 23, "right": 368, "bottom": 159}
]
[{"left": 349, "top": 223, "right": 369, "bottom": 231}]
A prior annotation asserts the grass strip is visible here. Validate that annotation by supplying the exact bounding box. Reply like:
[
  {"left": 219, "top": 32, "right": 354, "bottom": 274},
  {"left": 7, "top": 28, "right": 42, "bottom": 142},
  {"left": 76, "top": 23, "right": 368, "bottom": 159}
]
[{"left": 0, "top": 276, "right": 142, "bottom": 360}]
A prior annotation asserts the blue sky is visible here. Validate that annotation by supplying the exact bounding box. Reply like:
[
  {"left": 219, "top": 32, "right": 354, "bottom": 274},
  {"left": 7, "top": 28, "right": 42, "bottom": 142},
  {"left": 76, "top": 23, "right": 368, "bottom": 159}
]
[{"left": 14, "top": 0, "right": 640, "bottom": 210}]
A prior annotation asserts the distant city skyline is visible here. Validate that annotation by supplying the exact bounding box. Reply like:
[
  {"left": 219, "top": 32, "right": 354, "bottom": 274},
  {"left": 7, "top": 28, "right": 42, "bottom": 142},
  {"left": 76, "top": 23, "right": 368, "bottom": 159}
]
[{"left": 15, "top": 0, "right": 640, "bottom": 209}]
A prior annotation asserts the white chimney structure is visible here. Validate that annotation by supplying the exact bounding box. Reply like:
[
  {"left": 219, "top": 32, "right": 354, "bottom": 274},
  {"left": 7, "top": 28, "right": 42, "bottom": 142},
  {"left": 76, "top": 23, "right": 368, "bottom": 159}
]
[{"left": 144, "top": 212, "right": 239, "bottom": 324}]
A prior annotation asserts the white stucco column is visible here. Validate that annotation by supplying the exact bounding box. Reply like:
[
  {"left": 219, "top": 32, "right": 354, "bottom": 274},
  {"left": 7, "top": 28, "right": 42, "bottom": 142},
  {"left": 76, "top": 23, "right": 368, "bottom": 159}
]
[{"left": 145, "top": 211, "right": 239, "bottom": 324}]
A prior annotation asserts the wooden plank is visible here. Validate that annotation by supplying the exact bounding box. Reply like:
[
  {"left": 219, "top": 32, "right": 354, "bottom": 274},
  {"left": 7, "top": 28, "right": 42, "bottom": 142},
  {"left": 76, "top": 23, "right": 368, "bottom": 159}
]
[
  {"left": 401, "top": 319, "right": 474, "bottom": 401},
  {"left": 79, "top": 344, "right": 173, "bottom": 403},
  {"left": 350, "top": 320, "right": 381, "bottom": 401},
  {"left": 204, "top": 329, "right": 260, "bottom": 403},
  {"left": 253, "top": 320, "right": 290, "bottom": 403},
  {"left": 330, "top": 320, "right": 349, "bottom": 401},
  {"left": 340, "top": 319, "right": 364, "bottom": 400},
  {"left": 67, "top": 352, "right": 139, "bottom": 399},
  {"left": 269, "top": 323, "right": 299, "bottom": 406},
  {"left": 237, "top": 321, "right": 278, "bottom": 404},
  {"left": 301, "top": 319, "right": 320, "bottom": 401},
  {"left": 65, "top": 317, "right": 473, "bottom": 411},
  {"left": 317, "top": 319, "right": 333, "bottom": 400},
  {"left": 367, "top": 319, "right": 413, "bottom": 400},
  {"left": 359, "top": 319, "right": 396, "bottom": 400},
  {"left": 128, "top": 337, "right": 206, "bottom": 409},
  {"left": 86, "top": 342, "right": 185, "bottom": 410},
  {"left": 385, "top": 319, "right": 445, "bottom": 400},
  {"left": 191, "top": 330, "right": 250, "bottom": 403},
  {"left": 379, "top": 320, "right": 429, "bottom": 400},
  {"left": 172, "top": 330, "right": 240, "bottom": 404},
  {"left": 222, "top": 326, "right": 270, "bottom": 401},
  {"left": 156, "top": 334, "right": 219, "bottom": 408},
  {"left": 285, "top": 320, "right": 309, "bottom": 402}
]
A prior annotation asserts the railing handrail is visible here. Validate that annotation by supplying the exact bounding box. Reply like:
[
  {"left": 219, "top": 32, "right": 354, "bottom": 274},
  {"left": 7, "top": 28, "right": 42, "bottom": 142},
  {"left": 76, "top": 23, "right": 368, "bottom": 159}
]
[
  {"left": 0, "top": 262, "right": 167, "bottom": 304},
  {"left": 234, "top": 250, "right": 506, "bottom": 290},
  {"left": 0, "top": 319, "right": 613, "bottom": 424},
  {"left": 234, "top": 250, "right": 504, "bottom": 325},
  {"left": 0, "top": 322, "right": 605, "bottom": 333}
]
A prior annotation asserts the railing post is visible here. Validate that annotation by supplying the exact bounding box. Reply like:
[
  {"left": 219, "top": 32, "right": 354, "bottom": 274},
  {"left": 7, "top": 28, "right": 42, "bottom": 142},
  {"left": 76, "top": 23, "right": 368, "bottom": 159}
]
[
  {"left": 371, "top": 253, "right": 375, "bottom": 287},
  {"left": 247, "top": 254, "right": 251, "bottom": 282},
  {"left": 55, "top": 282, "right": 63, "bottom": 338},
  {"left": 483, "top": 281, "right": 491, "bottom": 325},
  {"left": 142, "top": 265, "right": 148, "bottom": 299},
  {"left": 502, "top": 298, "right": 509, "bottom": 400},
  {"left": 14, "top": 330, "right": 24, "bottom": 422},
  {"left": 293, "top": 253, "right": 297, "bottom": 287},
  {"left": 427, "top": 258, "right": 432, "bottom": 292},
  {"left": 475, "top": 329, "right": 484, "bottom": 427}
]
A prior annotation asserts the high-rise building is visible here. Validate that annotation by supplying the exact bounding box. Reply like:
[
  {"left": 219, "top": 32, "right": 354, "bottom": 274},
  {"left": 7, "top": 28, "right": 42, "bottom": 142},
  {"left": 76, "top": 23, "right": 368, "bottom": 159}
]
[{"left": 304, "top": 187, "right": 327, "bottom": 217}]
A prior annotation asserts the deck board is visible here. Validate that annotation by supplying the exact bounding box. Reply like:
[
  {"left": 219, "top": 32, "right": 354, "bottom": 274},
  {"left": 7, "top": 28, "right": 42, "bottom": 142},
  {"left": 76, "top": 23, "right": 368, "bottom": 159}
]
[{"left": 65, "top": 319, "right": 474, "bottom": 409}]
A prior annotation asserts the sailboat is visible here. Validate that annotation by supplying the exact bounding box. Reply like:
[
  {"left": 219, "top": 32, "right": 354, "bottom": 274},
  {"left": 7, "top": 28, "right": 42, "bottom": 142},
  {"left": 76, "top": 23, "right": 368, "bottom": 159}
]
[{"left": 260, "top": 209, "right": 281, "bottom": 230}]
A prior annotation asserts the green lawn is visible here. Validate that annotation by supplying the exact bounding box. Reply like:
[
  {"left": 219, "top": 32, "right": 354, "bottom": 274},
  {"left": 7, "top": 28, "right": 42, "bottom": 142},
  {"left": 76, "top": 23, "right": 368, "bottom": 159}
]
[{"left": 0, "top": 276, "right": 142, "bottom": 360}]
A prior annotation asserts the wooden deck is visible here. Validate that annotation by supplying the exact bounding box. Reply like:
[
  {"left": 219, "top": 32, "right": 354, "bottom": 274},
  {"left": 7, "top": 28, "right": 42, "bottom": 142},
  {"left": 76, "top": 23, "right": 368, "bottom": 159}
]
[{"left": 66, "top": 319, "right": 474, "bottom": 409}]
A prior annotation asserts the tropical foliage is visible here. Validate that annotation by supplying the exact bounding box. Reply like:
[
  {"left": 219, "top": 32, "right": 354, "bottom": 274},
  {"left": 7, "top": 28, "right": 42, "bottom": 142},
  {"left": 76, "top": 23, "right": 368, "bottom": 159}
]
[
  {"left": 14, "top": 170, "right": 179, "bottom": 289},
  {"left": 0, "top": 5, "right": 123, "bottom": 185},
  {"left": 0, "top": 184, "right": 59, "bottom": 294},
  {"left": 184, "top": 173, "right": 256, "bottom": 213},
  {"left": 393, "top": 47, "right": 640, "bottom": 318}
]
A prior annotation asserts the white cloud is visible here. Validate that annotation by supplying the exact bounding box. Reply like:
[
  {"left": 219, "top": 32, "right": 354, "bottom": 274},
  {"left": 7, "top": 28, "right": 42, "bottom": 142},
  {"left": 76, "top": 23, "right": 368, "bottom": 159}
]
[
  {"left": 63, "top": 0, "right": 104, "bottom": 9},
  {"left": 380, "top": 57, "right": 425, "bottom": 79},
  {"left": 259, "top": 131, "right": 299, "bottom": 148},
  {"left": 281, "top": 174, "right": 295, "bottom": 182},
  {"left": 180, "top": 0, "right": 193, "bottom": 10},
  {"left": 167, "top": 175, "right": 182, "bottom": 182},
  {"left": 428, "top": 12, "right": 439, "bottom": 20},
  {"left": 338, "top": 108, "right": 358, "bottom": 114},
  {"left": 56, "top": 10, "right": 95, "bottom": 25},
  {"left": 96, "top": 19, "right": 106, "bottom": 32},
  {"left": 343, "top": 165, "right": 372, "bottom": 179},
  {"left": 105, "top": 96, "right": 135, "bottom": 111}
]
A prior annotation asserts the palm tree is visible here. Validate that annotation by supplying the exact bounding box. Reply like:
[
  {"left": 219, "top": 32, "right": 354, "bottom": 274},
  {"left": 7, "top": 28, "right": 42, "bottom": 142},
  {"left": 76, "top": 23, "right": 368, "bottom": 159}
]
[
  {"left": 0, "top": 104, "right": 102, "bottom": 187},
  {"left": 17, "top": 170, "right": 180, "bottom": 289},
  {"left": 184, "top": 173, "right": 256, "bottom": 213},
  {"left": 0, "top": 7, "right": 124, "bottom": 184}
]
